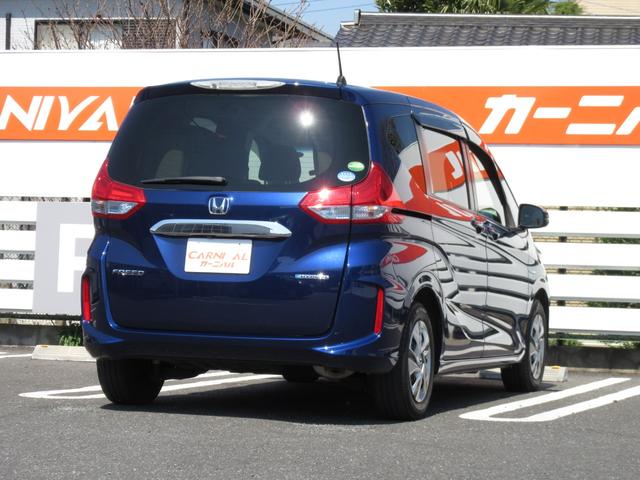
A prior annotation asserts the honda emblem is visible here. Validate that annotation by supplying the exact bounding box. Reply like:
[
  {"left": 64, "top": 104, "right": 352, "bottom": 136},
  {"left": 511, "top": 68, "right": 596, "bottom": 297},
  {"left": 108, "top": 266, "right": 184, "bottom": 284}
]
[{"left": 208, "top": 196, "right": 230, "bottom": 215}]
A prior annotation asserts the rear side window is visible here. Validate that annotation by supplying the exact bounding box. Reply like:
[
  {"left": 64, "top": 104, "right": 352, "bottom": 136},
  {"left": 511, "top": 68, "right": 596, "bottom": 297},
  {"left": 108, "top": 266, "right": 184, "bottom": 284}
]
[
  {"left": 108, "top": 94, "right": 370, "bottom": 191},
  {"left": 419, "top": 129, "right": 469, "bottom": 209},
  {"left": 386, "top": 116, "right": 426, "bottom": 194}
]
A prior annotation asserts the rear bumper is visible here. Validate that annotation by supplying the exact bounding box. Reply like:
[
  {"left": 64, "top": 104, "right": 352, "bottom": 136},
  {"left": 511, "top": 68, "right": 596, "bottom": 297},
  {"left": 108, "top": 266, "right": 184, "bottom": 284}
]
[
  {"left": 82, "top": 321, "right": 397, "bottom": 374},
  {"left": 83, "top": 229, "right": 410, "bottom": 375}
]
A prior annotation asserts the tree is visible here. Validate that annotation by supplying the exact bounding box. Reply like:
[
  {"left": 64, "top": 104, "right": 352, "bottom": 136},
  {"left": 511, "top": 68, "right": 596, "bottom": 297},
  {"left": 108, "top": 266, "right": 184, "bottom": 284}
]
[
  {"left": 552, "top": 2, "right": 584, "bottom": 15},
  {"left": 32, "top": 0, "right": 316, "bottom": 50},
  {"left": 375, "top": 0, "right": 583, "bottom": 15}
]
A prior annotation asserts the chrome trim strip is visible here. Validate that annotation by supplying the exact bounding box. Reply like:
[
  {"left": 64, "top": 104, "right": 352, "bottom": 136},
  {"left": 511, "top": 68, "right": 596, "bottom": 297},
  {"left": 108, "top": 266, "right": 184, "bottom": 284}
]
[
  {"left": 437, "top": 352, "right": 525, "bottom": 376},
  {"left": 149, "top": 219, "right": 292, "bottom": 239}
]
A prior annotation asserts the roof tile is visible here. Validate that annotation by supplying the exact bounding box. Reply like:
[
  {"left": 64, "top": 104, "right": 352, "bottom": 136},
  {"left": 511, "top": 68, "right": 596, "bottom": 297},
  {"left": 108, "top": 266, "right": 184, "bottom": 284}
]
[{"left": 335, "top": 12, "right": 640, "bottom": 47}]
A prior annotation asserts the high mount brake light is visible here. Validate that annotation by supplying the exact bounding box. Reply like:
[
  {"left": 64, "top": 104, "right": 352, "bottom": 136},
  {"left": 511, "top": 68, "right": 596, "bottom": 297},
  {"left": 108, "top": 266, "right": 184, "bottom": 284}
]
[
  {"left": 91, "top": 160, "right": 146, "bottom": 219},
  {"left": 190, "top": 80, "right": 285, "bottom": 90},
  {"left": 299, "top": 164, "right": 403, "bottom": 224}
]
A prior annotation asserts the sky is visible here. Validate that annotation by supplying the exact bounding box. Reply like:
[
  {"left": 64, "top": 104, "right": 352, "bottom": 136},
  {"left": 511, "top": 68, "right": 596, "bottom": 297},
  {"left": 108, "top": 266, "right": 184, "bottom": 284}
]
[{"left": 270, "top": 0, "right": 381, "bottom": 36}]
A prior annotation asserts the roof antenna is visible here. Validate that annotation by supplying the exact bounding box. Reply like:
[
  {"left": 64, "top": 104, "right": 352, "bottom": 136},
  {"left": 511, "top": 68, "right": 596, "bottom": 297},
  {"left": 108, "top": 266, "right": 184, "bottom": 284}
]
[{"left": 335, "top": 42, "right": 347, "bottom": 87}]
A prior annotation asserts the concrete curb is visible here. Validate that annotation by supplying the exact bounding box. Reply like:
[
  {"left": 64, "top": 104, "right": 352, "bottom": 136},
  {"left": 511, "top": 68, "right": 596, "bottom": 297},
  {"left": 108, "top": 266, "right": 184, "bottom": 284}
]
[
  {"left": 567, "top": 367, "right": 640, "bottom": 376},
  {"left": 31, "top": 345, "right": 94, "bottom": 362},
  {"left": 548, "top": 345, "right": 640, "bottom": 371}
]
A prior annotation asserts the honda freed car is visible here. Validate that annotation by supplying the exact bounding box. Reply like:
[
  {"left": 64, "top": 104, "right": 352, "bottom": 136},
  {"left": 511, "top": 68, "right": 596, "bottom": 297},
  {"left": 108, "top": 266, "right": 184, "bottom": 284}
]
[{"left": 82, "top": 78, "right": 549, "bottom": 420}]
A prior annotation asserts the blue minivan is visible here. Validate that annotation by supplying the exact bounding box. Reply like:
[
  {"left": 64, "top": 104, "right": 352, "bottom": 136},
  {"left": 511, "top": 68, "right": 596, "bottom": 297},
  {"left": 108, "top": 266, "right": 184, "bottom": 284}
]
[{"left": 82, "top": 78, "right": 549, "bottom": 420}]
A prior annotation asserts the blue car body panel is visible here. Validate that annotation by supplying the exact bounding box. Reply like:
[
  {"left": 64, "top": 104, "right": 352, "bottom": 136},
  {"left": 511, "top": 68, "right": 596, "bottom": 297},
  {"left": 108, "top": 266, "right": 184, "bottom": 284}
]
[
  {"left": 103, "top": 189, "right": 349, "bottom": 337},
  {"left": 83, "top": 78, "right": 548, "bottom": 375}
]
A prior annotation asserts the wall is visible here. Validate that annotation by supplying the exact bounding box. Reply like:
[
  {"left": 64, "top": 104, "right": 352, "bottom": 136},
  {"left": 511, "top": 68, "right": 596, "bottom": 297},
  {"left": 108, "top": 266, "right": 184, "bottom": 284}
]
[
  {"left": 0, "top": 46, "right": 639, "bottom": 330},
  {"left": 0, "top": 46, "right": 639, "bottom": 205},
  {"left": 578, "top": 0, "right": 640, "bottom": 15},
  {"left": 0, "top": 0, "right": 60, "bottom": 49}
]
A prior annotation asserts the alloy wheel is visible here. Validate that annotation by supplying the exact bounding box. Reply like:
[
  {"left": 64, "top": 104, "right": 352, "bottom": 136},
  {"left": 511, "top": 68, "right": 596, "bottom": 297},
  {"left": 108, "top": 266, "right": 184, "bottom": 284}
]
[
  {"left": 529, "top": 313, "right": 545, "bottom": 379},
  {"left": 408, "top": 320, "right": 431, "bottom": 403}
]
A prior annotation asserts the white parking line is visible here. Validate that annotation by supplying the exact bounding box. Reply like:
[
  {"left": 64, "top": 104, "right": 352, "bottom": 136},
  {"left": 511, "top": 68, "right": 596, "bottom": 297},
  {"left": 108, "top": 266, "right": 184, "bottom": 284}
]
[
  {"left": 524, "top": 385, "right": 640, "bottom": 422},
  {"left": 174, "top": 371, "right": 236, "bottom": 380},
  {"left": 18, "top": 371, "right": 242, "bottom": 399},
  {"left": 460, "top": 377, "right": 633, "bottom": 422},
  {"left": 0, "top": 353, "right": 32, "bottom": 359},
  {"left": 19, "top": 372, "right": 280, "bottom": 400}
]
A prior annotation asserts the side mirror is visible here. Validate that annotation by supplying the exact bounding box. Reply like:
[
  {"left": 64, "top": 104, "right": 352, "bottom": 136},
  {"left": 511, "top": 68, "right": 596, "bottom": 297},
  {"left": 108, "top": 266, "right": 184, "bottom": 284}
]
[
  {"left": 518, "top": 204, "right": 549, "bottom": 229},
  {"left": 479, "top": 207, "right": 501, "bottom": 224}
]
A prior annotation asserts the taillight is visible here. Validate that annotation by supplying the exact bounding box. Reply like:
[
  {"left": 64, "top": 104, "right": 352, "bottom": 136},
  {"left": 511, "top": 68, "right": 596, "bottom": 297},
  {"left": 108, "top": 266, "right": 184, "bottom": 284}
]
[
  {"left": 351, "top": 163, "right": 404, "bottom": 223},
  {"left": 299, "top": 184, "right": 352, "bottom": 224},
  {"left": 91, "top": 159, "right": 146, "bottom": 219},
  {"left": 299, "top": 164, "right": 403, "bottom": 224},
  {"left": 373, "top": 288, "right": 385, "bottom": 335},
  {"left": 81, "top": 275, "right": 92, "bottom": 323}
]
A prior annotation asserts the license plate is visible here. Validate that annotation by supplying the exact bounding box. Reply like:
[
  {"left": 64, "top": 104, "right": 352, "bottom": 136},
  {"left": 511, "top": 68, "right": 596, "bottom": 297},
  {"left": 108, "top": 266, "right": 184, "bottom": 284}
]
[{"left": 185, "top": 238, "right": 252, "bottom": 274}]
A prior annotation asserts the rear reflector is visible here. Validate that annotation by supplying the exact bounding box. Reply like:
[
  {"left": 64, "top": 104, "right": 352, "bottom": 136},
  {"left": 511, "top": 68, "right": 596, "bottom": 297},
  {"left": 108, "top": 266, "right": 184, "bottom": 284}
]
[
  {"left": 81, "top": 275, "right": 92, "bottom": 323},
  {"left": 299, "top": 163, "right": 403, "bottom": 224},
  {"left": 91, "top": 159, "right": 146, "bottom": 219},
  {"left": 374, "top": 288, "right": 385, "bottom": 335}
]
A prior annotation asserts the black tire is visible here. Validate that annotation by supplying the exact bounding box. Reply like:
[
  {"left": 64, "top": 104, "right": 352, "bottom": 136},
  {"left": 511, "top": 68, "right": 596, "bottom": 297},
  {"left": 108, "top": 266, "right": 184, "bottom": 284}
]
[
  {"left": 501, "top": 301, "right": 548, "bottom": 392},
  {"left": 97, "top": 358, "right": 164, "bottom": 405},
  {"left": 369, "top": 303, "right": 435, "bottom": 421},
  {"left": 282, "top": 366, "right": 319, "bottom": 383}
]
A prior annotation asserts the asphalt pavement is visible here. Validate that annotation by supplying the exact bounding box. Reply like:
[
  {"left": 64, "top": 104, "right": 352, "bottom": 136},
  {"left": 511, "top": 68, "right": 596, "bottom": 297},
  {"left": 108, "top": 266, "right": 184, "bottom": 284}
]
[{"left": 1, "top": 346, "right": 639, "bottom": 480}]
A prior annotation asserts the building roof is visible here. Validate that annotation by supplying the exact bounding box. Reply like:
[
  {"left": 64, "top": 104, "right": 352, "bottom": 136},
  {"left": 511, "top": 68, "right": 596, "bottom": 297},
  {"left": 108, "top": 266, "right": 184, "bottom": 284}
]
[
  {"left": 256, "top": 1, "right": 333, "bottom": 44},
  {"left": 335, "top": 11, "right": 640, "bottom": 47}
]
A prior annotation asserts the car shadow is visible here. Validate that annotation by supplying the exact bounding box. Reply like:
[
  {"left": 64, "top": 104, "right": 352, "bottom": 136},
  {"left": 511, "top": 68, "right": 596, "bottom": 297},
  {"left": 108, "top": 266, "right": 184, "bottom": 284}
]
[{"left": 100, "top": 374, "right": 555, "bottom": 425}]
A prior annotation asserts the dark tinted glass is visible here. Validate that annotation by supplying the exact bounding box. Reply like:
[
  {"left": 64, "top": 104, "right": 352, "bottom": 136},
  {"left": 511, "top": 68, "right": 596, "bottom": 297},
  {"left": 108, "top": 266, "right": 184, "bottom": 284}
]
[
  {"left": 387, "top": 116, "right": 426, "bottom": 193},
  {"left": 108, "top": 94, "right": 369, "bottom": 191}
]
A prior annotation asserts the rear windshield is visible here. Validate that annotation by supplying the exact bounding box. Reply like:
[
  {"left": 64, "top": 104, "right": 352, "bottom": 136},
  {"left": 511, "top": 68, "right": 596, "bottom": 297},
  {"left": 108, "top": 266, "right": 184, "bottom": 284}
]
[{"left": 108, "top": 93, "right": 370, "bottom": 191}]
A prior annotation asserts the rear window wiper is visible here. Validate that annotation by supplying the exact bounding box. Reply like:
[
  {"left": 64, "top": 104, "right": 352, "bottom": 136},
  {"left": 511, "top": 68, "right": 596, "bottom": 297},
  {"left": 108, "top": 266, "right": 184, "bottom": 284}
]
[{"left": 140, "top": 176, "right": 228, "bottom": 186}]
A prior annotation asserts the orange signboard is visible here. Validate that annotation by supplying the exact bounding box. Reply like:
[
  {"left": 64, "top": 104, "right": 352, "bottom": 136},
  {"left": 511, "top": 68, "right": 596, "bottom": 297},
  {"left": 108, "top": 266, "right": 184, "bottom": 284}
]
[
  {"left": 0, "top": 87, "right": 139, "bottom": 141},
  {"left": 1, "top": 86, "right": 639, "bottom": 145},
  {"left": 380, "top": 86, "right": 640, "bottom": 146}
]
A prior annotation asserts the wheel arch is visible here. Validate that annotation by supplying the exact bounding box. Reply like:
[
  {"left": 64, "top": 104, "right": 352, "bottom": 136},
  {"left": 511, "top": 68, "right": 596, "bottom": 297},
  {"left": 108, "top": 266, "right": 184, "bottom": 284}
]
[
  {"left": 533, "top": 288, "right": 550, "bottom": 321},
  {"left": 528, "top": 288, "right": 551, "bottom": 345},
  {"left": 412, "top": 286, "right": 444, "bottom": 374}
]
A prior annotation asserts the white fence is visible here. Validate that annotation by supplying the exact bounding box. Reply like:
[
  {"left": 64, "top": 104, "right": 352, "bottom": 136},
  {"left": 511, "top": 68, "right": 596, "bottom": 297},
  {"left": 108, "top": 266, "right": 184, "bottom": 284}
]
[
  {"left": 538, "top": 211, "right": 640, "bottom": 337},
  {"left": 2, "top": 203, "right": 638, "bottom": 336},
  {"left": 0, "top": 201, "right": 36, "bottom": 311},
  {"left": 0, "top": 201, "right": 36, "bottom": 313},
  {"left": 0, "top": 47, "right": 639, "bottom": 337}
]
